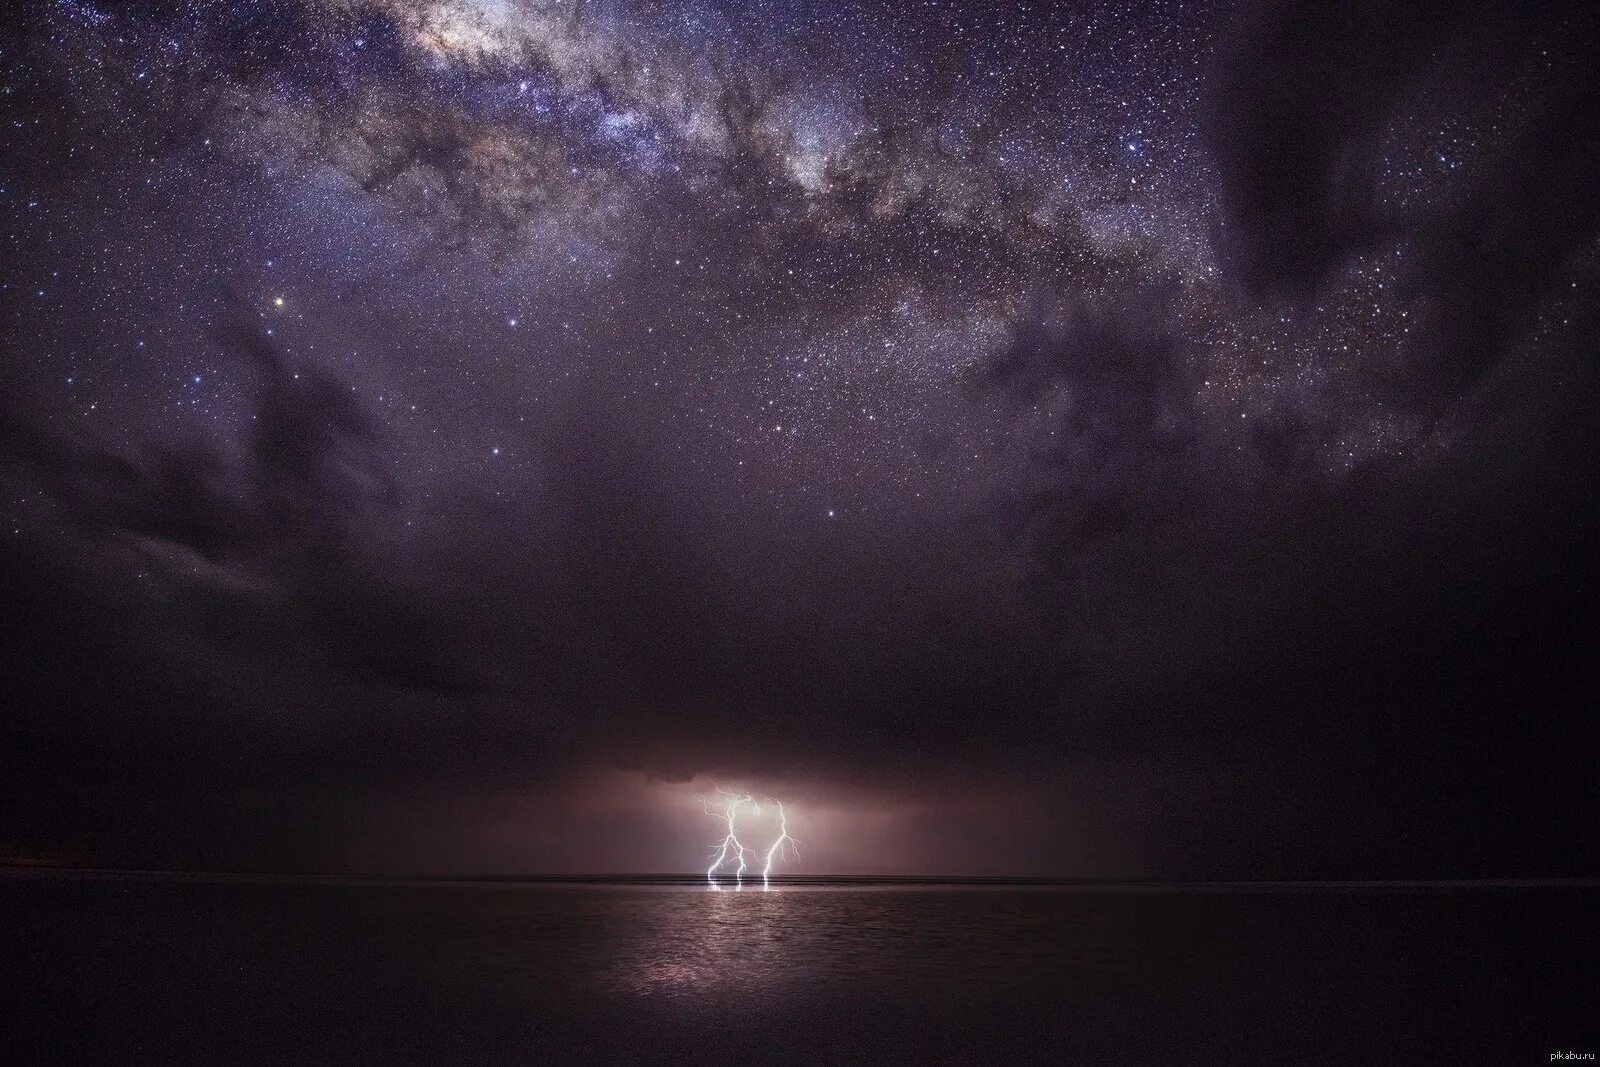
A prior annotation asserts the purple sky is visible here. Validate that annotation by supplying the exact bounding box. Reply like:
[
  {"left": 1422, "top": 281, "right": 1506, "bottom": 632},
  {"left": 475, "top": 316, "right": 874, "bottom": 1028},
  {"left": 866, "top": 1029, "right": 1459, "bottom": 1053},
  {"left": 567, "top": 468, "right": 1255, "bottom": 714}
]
[{"left": 3, "top": 0, "right": 1598, "bottom": 877}]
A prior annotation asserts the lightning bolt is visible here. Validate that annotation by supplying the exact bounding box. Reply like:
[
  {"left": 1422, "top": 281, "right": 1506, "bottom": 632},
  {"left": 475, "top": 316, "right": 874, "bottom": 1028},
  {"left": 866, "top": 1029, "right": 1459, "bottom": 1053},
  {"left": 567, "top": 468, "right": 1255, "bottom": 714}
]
[
  {"left": 760, "top": 800, "right": 797, "bottom": 889},
  {"left": 704, "top": 785, "right": 755, "bottom": 888},
  {"left": 702, "top": 785, "right": 799, "bottom": 889}
]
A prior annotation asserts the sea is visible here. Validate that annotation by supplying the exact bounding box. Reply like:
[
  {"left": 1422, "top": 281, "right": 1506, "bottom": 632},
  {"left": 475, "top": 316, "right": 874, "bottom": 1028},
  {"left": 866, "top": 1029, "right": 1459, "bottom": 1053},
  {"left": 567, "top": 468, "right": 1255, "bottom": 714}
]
[{"left": 3, "top": 871, "right": 1594, "bottom": 1064}]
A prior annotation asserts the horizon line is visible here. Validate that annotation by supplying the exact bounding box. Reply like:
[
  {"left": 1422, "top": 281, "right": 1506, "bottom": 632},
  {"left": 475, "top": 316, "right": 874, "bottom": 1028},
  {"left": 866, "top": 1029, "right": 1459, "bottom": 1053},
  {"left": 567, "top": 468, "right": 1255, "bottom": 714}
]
[{"left": 4, "top": 865, "right": 1597, "bottom": 889}]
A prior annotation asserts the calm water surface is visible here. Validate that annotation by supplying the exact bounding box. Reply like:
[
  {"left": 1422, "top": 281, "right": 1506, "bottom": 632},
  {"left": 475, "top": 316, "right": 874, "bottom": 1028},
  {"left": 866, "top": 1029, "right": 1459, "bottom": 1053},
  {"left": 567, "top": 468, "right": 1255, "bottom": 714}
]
[{"left": 4, "top": 874, "right": 1593, "bottom": 1064}]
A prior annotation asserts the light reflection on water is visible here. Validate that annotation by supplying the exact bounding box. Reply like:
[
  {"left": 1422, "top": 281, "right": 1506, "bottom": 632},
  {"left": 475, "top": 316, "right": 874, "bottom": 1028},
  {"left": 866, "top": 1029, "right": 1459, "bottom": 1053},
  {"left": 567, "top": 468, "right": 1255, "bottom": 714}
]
[
  {"left": 588, "top": 885, "right": 1121, "bottom": 1000},
  {"left": 5, "top": 876, "right": 1592, "bottom": 1063}
]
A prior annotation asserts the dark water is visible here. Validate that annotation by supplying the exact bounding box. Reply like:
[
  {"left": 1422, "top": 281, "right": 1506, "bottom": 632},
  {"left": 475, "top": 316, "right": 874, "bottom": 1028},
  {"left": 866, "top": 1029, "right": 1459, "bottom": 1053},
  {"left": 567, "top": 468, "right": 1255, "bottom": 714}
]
[{"left": 4, "top": 873, "right": 1594, "bottom": 1064}]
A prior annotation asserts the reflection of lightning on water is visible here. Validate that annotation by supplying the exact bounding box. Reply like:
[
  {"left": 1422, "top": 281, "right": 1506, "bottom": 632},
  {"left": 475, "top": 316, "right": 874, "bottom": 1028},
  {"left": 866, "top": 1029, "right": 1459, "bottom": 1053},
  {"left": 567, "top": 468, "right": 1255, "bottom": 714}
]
[{"left": 702, "top": 785, "right": 798, "bottom": 889}]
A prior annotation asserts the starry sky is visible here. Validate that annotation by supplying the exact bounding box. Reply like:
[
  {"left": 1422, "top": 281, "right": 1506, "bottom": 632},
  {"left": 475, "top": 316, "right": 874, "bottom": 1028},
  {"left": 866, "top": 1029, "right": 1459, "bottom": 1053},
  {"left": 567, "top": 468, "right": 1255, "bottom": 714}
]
[{"left": 3, "top": 0, "right": 1598, "bottom": 877}]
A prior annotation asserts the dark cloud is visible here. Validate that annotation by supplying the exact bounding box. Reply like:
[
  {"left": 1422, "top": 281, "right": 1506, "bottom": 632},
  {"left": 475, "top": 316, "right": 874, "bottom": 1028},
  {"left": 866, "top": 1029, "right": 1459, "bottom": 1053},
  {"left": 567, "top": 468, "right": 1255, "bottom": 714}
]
[
  {"left": 1206, "top": 0, "right": 1600, "bottom": 394},
  {"left": 0, "top": 291, "right": 484, "bottom": 705},
  {"left": 981, "top": 288, "right": 1214, "bottom": 554}
]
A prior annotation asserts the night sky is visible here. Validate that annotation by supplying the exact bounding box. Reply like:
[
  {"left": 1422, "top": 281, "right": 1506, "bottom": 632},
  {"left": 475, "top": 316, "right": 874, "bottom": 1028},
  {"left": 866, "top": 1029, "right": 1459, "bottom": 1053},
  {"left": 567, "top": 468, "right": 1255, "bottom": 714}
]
[{"left": 3, "top": 0, "right": 1597, "bottom": 878}]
